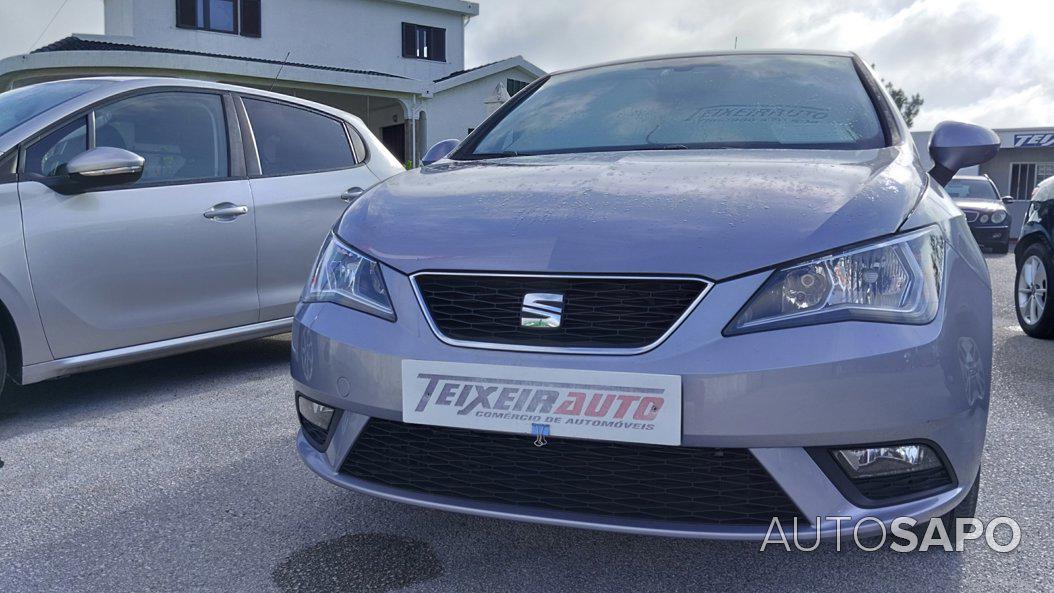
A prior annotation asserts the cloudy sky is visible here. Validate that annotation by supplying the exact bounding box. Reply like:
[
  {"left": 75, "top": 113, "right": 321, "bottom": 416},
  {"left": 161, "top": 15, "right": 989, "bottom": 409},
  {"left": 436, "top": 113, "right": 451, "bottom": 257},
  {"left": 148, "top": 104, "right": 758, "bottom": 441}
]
[{"left": 3, "top": 0, "right": 1051, "bottom": 130}]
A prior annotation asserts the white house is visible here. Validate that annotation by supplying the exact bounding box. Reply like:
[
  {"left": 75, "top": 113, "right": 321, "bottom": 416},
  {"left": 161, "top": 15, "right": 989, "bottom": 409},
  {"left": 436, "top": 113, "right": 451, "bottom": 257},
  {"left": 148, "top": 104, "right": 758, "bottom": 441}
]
[{"left": 0, "top": 0, "right": 545, "bottom": 164}]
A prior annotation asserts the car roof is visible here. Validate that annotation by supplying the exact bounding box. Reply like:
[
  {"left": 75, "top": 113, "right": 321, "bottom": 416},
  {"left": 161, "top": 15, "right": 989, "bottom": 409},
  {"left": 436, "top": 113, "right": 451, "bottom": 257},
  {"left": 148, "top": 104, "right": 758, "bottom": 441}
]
[
  {"left": 550, "top": 49, "right": 859, "bottom": 76},
  {"left": 0, "top": 76, "right": 367, "bottom": 155},
  {"left": 82, "top": 76, "right": 355, "bottom": 117},
  {"left": 951, "top": 175, "right": 992, "bottom": 182}
]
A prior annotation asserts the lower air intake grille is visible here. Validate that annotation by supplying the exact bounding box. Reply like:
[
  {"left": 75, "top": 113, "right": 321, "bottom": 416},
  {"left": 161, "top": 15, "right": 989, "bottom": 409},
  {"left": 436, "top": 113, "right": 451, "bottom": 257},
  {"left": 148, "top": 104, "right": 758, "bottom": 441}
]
[
  {"left": 341, "top": 419, "right": 805, "bottom": 526},
  {"left": 851, "top": 467, "right": 954, "bottom": 501}
]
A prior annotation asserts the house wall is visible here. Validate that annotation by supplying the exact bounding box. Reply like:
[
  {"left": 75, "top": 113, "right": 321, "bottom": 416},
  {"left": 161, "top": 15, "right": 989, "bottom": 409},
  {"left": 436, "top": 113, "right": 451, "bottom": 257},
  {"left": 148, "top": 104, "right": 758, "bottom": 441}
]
[
  {"left": 424, "top": 70, "right": 533, "bottom": 147},
  {"left": 980, "top": 149, "right": 1054, "bottom": 199},
  {"left": 102, "top": 0, "right": 466, "bottom": 80}
]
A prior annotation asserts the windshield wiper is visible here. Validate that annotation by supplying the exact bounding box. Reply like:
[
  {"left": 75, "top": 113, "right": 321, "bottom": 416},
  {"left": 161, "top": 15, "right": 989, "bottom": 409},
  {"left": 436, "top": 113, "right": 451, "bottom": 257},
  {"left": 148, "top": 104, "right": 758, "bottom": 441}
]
[
  {"left": 467, "top": 150, "right": 521, "bottom": 159},
  {"left": 637, "top": 144, "right": 690, "bottom": 151}
]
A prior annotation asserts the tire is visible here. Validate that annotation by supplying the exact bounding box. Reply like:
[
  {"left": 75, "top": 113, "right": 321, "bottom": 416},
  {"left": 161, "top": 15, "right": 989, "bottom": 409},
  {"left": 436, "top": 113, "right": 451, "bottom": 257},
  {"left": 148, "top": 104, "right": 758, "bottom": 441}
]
[
  {"left": 1015, "top": 242, "right": 1054, "bottom": 338},
  {"left": 938, "top": 470, "right": 980, "bottom": 533},
  {"left": 0, "top": 337, "right": 5, "bottom": 402},
  {"left": 904, "top": 470, "right": 980, "bottom": 544}
]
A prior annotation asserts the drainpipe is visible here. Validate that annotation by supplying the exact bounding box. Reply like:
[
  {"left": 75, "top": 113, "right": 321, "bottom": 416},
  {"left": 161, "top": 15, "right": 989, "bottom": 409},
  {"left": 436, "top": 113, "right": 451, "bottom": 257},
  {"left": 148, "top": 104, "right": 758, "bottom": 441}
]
[{"left": 410, "top": 95, "right": 419, "bottom": 167}]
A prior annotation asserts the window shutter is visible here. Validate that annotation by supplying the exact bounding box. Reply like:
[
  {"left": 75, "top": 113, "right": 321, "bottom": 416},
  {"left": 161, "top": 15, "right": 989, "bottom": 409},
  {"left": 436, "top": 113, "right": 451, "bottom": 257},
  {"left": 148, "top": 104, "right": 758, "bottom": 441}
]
[
  {"left": 402, "top": 23, "right": 416, "bottom": 58},
  {"left": 175, "top": 0, "right": 197, "bottom": 28},
  {"left": 432, "top": 28, "right": 446, "bottom": 62},
  {"left": 240, "top": 0, "right": 262, "bottom": 37}
]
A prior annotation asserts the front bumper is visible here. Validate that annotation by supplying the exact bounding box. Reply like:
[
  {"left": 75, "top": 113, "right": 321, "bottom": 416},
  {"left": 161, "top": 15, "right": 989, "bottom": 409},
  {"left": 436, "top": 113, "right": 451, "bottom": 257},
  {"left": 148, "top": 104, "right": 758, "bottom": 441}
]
[
  {"left": 292, "top": 245, "right": 992, "bottom": 540},
  {"left": 968, "top": 224, "right": 1011, "bottom": 246}
]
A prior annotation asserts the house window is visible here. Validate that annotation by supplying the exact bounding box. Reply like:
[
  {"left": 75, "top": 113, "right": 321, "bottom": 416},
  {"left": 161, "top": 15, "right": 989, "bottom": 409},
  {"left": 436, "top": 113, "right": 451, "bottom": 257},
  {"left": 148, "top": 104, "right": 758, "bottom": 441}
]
[
  {"left": 506, "top": 79, "right": 528, "bottom": 95},
  {"left": 402, "top": 23, "right": 446, "bottom": 62},
  {"left": 1010, "top": 163, "right": 1054, "bottom": 200},
  {"left": 176, "top": 0, "right": 261, "bottom": 37}
]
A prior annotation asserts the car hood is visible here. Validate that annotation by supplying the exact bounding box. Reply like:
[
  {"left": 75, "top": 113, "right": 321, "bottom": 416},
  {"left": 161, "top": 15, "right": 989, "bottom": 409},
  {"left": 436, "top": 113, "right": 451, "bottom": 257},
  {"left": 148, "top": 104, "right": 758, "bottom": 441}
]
[
  {"left": 337, "top": 147, "right": 925, "bottom": 280},
  {"left": 953, "top": 199, "right": 1007, "bottom": 213}
]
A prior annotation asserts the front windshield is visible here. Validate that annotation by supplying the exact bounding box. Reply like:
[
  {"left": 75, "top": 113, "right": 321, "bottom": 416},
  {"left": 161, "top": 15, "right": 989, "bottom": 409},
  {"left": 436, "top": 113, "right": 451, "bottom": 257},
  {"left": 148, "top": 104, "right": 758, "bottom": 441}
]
[
  {"left": 0, "top": 80, "right": 110, "bottom": 137},
  {"left": 467, "top": 54, "right": 887, "bottom": 157},
  {"left": 946, "top": 178, "right": 999, "bottom": 200}
]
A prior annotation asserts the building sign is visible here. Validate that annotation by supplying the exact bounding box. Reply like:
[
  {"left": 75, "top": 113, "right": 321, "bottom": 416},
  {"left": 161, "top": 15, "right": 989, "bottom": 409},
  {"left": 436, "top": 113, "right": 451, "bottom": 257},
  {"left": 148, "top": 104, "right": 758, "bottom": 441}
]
[{"left": 1012, "top": 133, "right": 1054, "bottom": 148}]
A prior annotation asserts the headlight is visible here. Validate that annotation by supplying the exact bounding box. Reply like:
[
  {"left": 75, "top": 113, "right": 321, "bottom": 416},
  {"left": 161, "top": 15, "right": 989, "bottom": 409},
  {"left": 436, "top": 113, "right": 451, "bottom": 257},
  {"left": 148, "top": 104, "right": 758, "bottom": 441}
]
[
  {"left": 726, "top": 226, "right": 945, "bottom": 334},
  {"left": 990, "top": 210, "right": 1007, "bottom": 224},
  {"left": 302, "top": 234, "right": 395, "bottom": 321}
]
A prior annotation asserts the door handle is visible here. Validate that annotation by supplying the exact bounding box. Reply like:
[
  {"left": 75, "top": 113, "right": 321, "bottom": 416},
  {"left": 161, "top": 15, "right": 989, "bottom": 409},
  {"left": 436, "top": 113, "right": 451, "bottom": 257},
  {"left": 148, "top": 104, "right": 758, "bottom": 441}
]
[
  {"left": 203, "top": 202, "right": 249, "bottom": 222},
  {"left": 340, "top": 187, "right": 366, "bottom": 203}
]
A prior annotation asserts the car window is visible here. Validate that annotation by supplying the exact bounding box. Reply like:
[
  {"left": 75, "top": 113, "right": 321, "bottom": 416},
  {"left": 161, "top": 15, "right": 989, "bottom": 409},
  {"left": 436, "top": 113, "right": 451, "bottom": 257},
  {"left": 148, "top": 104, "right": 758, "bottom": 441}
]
[
  {"left": 243, "top": 98, "right": 356, "bottom": 176},
  {"left": 24, "top": 117, "right": 88, "bottom": 177},
  {"left": 946, "top": 179, "right": 998, "bottom": 200},
  {"left": 467, "top": 54, "right": 886, "bottom": 157},
  {"left": 0, "top": 80, "right": 110, "bottom": 137},
  {"left": 94, "top": 92, "right": 229, "bottom": 184},
  {"left": 0, "top": 151, "right": 17, "bottom": 184}
]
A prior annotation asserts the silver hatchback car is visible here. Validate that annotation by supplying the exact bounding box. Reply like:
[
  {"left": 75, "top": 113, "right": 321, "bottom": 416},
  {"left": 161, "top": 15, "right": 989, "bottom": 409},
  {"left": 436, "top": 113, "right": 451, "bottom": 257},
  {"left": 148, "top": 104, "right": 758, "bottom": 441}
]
[
  {"left": 0, "top": 77, "right": 403, "bottom": 398},
  {"left": 293, "top": 51, "right": 1000, "bottom": 541}
]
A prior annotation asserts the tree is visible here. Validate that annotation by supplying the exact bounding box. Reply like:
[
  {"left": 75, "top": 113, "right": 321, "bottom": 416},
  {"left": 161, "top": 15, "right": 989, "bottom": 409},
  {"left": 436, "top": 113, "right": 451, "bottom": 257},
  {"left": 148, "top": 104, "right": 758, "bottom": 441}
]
[
  {"left": 872, "top": 64, "right": 925, "bottom": 128},
  {"left": 884, "top": 82, "right": 925, "bottom": 128}
]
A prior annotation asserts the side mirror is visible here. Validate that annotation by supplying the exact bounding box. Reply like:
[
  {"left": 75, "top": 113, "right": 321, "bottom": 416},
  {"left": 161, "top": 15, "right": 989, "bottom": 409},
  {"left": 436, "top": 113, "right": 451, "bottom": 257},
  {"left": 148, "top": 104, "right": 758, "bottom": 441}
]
[
  {"left": 1002, "top": 196, "right": 1014, "bottom": 204},
  {"left": 422, "top": 139, "right": 460, "bottom": 166},
  {"left": 50, "top": 147, "right": 145, "bottom": 193},
  {"left": 928, "top": 121, "right": 1000, "bottom": 186},
  {"left": 67, "top": 147, "right": 145, "bottom": 179}
]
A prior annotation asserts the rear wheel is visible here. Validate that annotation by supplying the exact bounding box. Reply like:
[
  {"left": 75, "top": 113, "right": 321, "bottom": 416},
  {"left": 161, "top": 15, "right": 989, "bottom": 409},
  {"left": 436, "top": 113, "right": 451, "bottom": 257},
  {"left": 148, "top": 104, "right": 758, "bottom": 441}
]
[{"left": 1016, "top": 243, "right": 1054, "bottom": 338}]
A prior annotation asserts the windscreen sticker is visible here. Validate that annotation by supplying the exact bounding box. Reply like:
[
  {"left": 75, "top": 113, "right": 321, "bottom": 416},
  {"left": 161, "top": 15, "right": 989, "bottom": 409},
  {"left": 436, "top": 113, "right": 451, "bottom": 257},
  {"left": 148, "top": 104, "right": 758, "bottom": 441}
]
[{"left": 686, "top": 104, "right": 831, "bottom": 124}]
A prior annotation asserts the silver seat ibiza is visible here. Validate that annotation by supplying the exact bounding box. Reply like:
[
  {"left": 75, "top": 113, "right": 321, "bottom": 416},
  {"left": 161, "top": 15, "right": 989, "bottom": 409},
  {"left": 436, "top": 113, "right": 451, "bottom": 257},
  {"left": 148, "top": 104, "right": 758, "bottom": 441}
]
[
  {"left": 0, "top": 77, "right": 403, "bottom": 398},
  {"left": 293, "top": 51, "right": 998, "bottom": 540}
]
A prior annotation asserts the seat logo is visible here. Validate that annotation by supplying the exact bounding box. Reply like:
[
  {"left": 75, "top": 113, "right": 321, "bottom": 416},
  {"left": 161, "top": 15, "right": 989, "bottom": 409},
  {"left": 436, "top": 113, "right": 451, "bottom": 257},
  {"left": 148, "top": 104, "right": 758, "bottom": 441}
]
[{"left": 521, "top": 293, "right": 564, "bottom": 328}]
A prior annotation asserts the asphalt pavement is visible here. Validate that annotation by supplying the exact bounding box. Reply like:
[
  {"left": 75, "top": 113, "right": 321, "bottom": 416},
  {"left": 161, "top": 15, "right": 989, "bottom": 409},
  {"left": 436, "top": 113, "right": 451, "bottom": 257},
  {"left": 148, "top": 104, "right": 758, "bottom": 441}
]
[{"left": 0, "top": 253, "right": 1051, "bottom": 593}]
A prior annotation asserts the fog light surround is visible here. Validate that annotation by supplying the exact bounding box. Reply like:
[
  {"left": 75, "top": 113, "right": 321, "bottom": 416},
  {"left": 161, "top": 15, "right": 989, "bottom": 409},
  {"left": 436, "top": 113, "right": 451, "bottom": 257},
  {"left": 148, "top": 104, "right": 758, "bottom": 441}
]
[
  {"left": 835, "top": 444, "right": 942, "bottom": 479},
  {"left": 297, "top": 393, "right": 340, "bottom": 451},
  {"left": 808, "top": 441, "right": 956, "bottom": 507}
]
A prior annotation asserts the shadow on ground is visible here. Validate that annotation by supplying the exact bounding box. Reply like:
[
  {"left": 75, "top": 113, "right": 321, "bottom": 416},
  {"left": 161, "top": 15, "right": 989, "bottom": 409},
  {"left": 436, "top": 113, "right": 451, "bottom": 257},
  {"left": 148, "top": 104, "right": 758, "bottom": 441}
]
[{"left": 0, "top": 335, "right": 291, "bottom": 441}]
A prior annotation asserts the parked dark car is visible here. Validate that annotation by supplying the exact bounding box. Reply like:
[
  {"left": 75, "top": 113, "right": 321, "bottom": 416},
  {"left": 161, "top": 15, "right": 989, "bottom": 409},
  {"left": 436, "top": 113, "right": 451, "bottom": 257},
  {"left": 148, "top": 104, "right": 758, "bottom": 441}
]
[
  {"left": 946, "top": 175, "right": 1013, "bottom": 253},
  {"left": 1015, "top": 176, "right": 1053, "bottom": 337}
]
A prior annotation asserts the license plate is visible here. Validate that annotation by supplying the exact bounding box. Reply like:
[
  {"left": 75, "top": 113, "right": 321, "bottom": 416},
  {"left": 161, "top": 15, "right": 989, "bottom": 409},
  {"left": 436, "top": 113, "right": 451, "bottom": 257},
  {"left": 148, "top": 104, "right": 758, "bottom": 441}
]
[{"left": 401, "top": 360, "right": 682, "bottom": 446}]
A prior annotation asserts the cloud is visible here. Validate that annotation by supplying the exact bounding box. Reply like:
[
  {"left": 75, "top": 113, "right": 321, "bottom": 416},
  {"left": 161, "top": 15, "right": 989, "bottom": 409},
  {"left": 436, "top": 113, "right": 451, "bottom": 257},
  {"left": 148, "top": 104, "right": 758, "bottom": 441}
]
[{"left": 467, "top": 0, "right": 1054, "bottom": 129}]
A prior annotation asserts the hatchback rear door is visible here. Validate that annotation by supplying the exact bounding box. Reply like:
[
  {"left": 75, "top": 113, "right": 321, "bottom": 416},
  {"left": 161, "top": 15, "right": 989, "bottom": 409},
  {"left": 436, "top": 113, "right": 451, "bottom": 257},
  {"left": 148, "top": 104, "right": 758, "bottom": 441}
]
[{"left": 237, "top": 95, "right": 380, "bottom": 321}]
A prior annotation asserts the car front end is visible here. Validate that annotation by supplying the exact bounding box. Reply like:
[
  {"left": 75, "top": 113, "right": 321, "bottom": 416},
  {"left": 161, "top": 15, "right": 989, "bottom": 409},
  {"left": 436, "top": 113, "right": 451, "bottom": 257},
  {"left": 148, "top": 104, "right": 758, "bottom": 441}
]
[
  {"left": 947, "top": 176, "right": 1013, "bottom": 252},
  {"left": 957, "top": 201, "right": 1012, "bottom": 250},
  {"left": 291, "top": 51, "right": 994, "bottom": 540}
]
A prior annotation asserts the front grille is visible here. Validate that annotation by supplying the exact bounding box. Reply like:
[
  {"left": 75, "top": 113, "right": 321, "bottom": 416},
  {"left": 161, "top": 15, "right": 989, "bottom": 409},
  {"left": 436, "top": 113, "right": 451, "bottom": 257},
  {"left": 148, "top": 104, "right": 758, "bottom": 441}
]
[
  {"left": 341, "top": 419, "right": 805, "bottom": 526},
  {"left": 851, "top": 467, "right": 954, "bottom": 501},
  {"left": 413, "top": 274, "right": 708, "bottom": 350}
]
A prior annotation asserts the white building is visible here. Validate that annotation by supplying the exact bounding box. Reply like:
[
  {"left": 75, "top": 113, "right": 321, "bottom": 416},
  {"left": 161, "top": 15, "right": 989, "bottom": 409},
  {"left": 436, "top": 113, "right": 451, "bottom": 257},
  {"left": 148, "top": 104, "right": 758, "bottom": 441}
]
[{"left": 0, "top": 0, "right": 545, "bottom": 164}]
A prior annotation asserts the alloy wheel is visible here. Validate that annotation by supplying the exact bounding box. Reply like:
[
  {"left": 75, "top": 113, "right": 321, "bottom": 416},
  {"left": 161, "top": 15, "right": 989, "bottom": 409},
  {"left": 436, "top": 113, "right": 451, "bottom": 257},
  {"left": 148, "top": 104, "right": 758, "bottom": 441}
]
[{"left": 1018, "top": 255, "right": 1048, "bottom": 325}]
